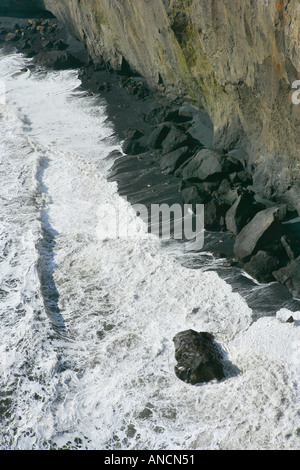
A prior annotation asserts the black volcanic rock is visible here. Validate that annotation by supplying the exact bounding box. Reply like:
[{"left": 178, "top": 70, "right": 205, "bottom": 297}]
[
  {"left": 281, "top": 235, "right": 300, "bottom": 261},
  {"left": 204, "top": 198, "right": 231, "bottom": 231},
  {"left": 234, "top": 206, "right": 284, "bottom": 262},
  {"left": 225, "top": 191, "right": 264, "bottom": 235},
  {"left": 180, "top": 149, "right": 241, "bottom": 183},
  {"left": 33, "top": 50, "right": 84, "bottom": 70},
  {"left": 159, "top": 146, "right": 191, "bottom": 174},
  {"left": 162, "top": 125, "right": 194, "bottom": 155},
  {"left": 173, "top": 330, "right": 225, "bottom": 385},
  {"left": 244, "top": 250, "right": 281, "bottom": 283},
  {"left": 273, "top": 259, "right": 300, "bottom": 299},
  {"left": 148, "top": 123, "right": 171, "bottom": 149}
]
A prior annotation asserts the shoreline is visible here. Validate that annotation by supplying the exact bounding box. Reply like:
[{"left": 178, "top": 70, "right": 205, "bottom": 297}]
[{"left": 1, "top": 14, "right": 300, "bottom": 313}]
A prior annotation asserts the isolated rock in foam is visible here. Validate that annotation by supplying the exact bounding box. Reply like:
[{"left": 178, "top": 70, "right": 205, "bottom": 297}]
[{"left": 173, "top": 330, "right": 225, "bottom": 385}]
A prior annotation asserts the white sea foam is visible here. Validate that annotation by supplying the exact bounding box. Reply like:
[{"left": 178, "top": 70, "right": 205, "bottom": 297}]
[{"left": 0, "top": 50, "right": 299, "bottom": 450}]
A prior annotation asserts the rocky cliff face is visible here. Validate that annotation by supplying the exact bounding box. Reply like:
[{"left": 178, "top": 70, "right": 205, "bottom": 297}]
[{"left": 42, "top": 0, "right": 299, "bottom": 212}]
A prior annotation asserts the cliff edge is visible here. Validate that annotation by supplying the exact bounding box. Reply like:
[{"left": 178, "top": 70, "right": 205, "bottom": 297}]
[{"left": 40, "top": 0, "right": 299, "bottom": 212}]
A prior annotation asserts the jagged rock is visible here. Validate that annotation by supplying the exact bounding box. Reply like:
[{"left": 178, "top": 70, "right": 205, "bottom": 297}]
[
  {"left": 180, "top": 185, "right": 209, "bottom": 206},
  {"left": 281, "top": 235, "right": 300, "bottom": 261},
  {"left": 122, "top": 139, "right": 145, "bottom": 156},
  {"left": 162, "top": 126, "right": 193, "bottom": 155},
  {"left": 217, "top": 179, "right": 240, "bottom": 206},
  {"left": 148, "top": 123, "right": 171, "bottom": 149},
  {"left": 122, "top": 129, "right": 146, "bottom": 155},
  {"left": 225, "top": 191, "right": 264, "bottom": 235},
  {"left": 173, "top": 330, "right": 225, "bottom": 385},
  {"left": 235, "top": 171, "right": 253, "bottom": 186},
  {"left": 204, "top": 198, "right": 230, "bottom": 231},
  {"left": 159, "top": 146, "right": 191, "bottom": 174},
  {"left": 286, "top": 316, "right": 295, "bottom": 324},
  {"left": 54, "top": 39, "right": 68, "bottom": 50},
  {"left": 234, "top": 206, "right": 284, "bottom": 262},
  {"left": 273, "top": 259, "right": 300, "bottom": 298},
  {"left": 5, "top": 32, "right": 19, "bottom": 42},
  {"left": 244, "top": 250, "right": 281, "bottom": 283},
  {"left": 181, "top": 149, "right": 225, "bottom": 181},
  {"left": 180, "top": 149, "right": 241, "bottom": 183},
  {"left": 33, "top": 50, "right": 84, "bottom": 70}
]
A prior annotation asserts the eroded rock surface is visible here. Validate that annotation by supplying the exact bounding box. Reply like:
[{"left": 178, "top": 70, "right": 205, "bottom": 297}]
[
  {"left": 44, "top": 0, "right": 300, "bottom": 213},
  {"left": 173, "top": 330, "right": 225, "bottom": 385}
]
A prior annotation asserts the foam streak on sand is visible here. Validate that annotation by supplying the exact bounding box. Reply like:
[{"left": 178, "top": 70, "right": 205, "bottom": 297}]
[{"left": 0, "top": 50, "right": 299, "bottom": 450}]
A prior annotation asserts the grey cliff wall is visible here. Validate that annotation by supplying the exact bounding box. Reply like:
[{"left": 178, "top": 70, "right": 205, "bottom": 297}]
[{"left": 41, "top": 0, "right": 300, "bottom": 212}]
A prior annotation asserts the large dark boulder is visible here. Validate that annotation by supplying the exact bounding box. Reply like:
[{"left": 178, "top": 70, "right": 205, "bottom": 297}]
[
  {"left": 181, "top": 149, "right": 224, "bottom": 181},
  {"left": 180, "top": 149, "right": 242, "bottom": 182},
  {"left": 234, "top": 206, "right": 285, "bottom": 262},
  {"left": 161, "top": 126, "right": 195, "bottom": 155},
  {"left": 33, "top": 50, "right": 84, "bottom": 70},
  {"left": 180, "top": 184, "right": 210, "bottom": 206},
  {"left": 122, "top": 129, "right": 146, "bottom": 155},
  {"left": 225, "top": 191, "right": 264, "bottom": 235},
  {"left": 273, "top": 259, "right": 300, "bottom": 298},
  {"left": 204, "top": 198, "right": 230, "bottom": 231},
  {"left": 159, "top": 146, "right": 191, "bottom": 174},
  {"left": 281, "top": 235, "right": 300, "bottom": 261},
  {"left": 244, "top": 250, "right": 281, "bottom": 283},
  {"left": 173, "top": 330, "right": 225, "bottom": 385},
  {"left": 148, "top": 123, "right": 171, "bottom": 149}
]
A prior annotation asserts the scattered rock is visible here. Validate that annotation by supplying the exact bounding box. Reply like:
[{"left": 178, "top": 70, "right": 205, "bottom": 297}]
[
  {"left": 54, "top": 39, "right": 68, "bottom": 50},
  {"left": 204, "top": 198, "right": 230, "bottom": 231},
  {"left": 281, "top": 235, "right": 300, "bottom": 261},
  {"left": 225, "top": 191, "right": 264, "bottom": 235},
  {"left": 173, "top": 330, "right": 225, "bottom": 385},
  {"left": 159, "top": 146, "right": 191, "bottom": 174},
  {"left": 180, "top": 184, "right": 209, "bottom": 206},
  {"left": 234, "top": 206, "right": 284, "bottom": 262},
  {"left": 244, "top": 250, "right": 281, "bottom": 283},
  {"left": 162, "top": 125, "right": 193, "bottom": 155},
  {"left": 122, "top": 129, "right": 146, "bottom": 155},
  {"left": 33, "top": 50, "right": 84, "bottom": 70},
  {"left": 5, "top": 32, "right": 19, "bottom": 42},
  {"left": 180, "top": 149, "right": 240, "bottom": 182},
  {"left": 273, "top": 259, "right": 300, "bottom": 298},
  {"left": 286, "top": 316, "right": 294, "bottom": 324},
  {"left": 148, "top": 123, "right": 171, "bottom": 149}
]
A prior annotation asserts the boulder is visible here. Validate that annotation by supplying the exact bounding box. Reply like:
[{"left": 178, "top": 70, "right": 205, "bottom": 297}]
[
  {"left": 225, "top": 191, "right": 264, "bottom": 235},
  {"left": 122, "top": 138, "right": 145, "bottom": 155},
  {"left": 204, "top": 198, "right": 230, "bottom": 231},
  {"left": 162, "top": 126, "right": 192, "bottom": 155},
  {"left": 180, "top": 185, "right": 209, "bottom": 206},
  {"left": 122, "top": 129, "right": 146, "bottom": 155},
  {"left": 5, "top": 32, "right": 19, "bottom": 42},
  {"left": 181, "top": 149, "right": 225, "bottom": 181},
  {"left": 273, "top": 259, "right": 300, "bottom": 298},
  {"left": 180, "top": 149, "right": 241, "bottom": 182},
  {"left": 148, "top": 123, "right": 171, "bottom": 149},
  {"left": 235, "top": 170, "right": 253, "bottom": 186},
  {"left": 173, "top": 330, "right": 225, "bottom": 385},
  {"left": 53, "top": 39, "right": 68, "bottom": 51},
  {"left": 281, "top": 235, "right": 300, "bottom": 261},
  {"left": 34, "top": 50, "right": 84, "bottom": 70},
  {"left": 159, "top": 146, "right": 191, "bottom": 174},
  {"left": 217, "top": 179, "right": 239, "bottom": 206},
  {"left": 234, "top": 206, "right": 284, "bottom": 262},
  {"left": 244, "top": 250, "right": 281, "bottom": 283}
]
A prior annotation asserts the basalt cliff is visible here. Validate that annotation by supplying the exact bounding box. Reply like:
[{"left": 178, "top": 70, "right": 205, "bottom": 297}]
[{"left": 2, "top": 0, "right": 300, "bottom": 213}]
